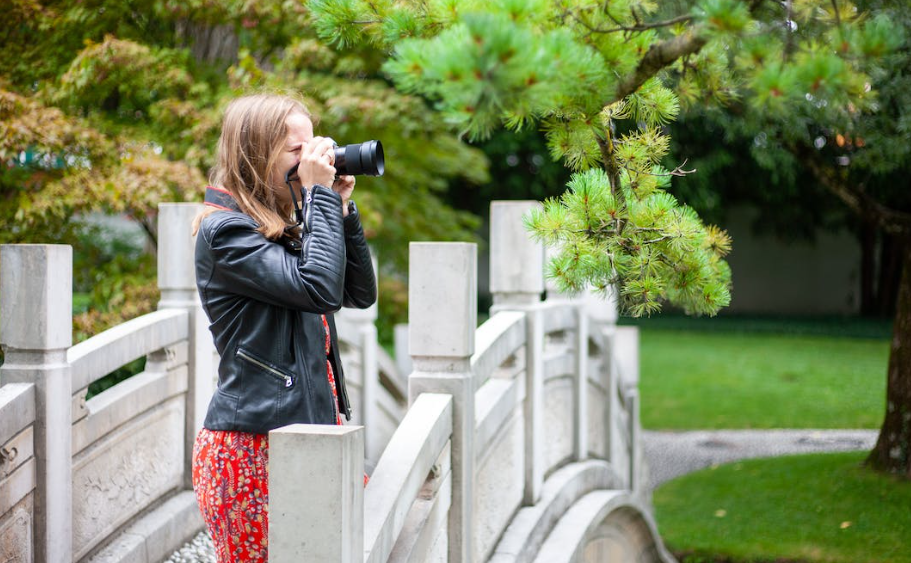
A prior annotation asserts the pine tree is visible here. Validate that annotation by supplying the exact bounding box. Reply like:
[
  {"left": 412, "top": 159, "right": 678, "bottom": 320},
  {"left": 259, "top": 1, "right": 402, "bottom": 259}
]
[
  {"left": 310, "top": 0, "right": 895, "bottom": 317},
  {"left": 310, "top": 0, "right": 909, "bottom": 478},
  {"left": 673, "top": 0, "right": 911, "bottom": 477}
]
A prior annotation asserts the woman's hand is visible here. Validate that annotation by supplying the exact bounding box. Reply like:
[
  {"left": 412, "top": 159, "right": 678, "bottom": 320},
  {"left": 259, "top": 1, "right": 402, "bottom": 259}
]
[
  {"left": 333, "top": 175, "right": 355, "bottom": 217},
  {"left": 296, "top": 136, "right": 336, "bottom": 189}
]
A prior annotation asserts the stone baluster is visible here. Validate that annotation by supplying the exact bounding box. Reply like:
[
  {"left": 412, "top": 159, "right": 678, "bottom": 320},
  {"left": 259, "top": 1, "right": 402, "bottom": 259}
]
[
  {"left": 393, "top": 323, "right": 412, "bottom": 378},
  {"left": 490, "top": 201, "right": 544, "bottom": 308},
  {"left": 269, "top": 424, "right": 364, "bottom": 563},
  {"left": 573, "top": 303, "right": 589, "bottom": 461},
  {"left": 336, "top": 256, "right": 381, "bottom": 463},
  {"left": 0, "top": 244, "right": 73, "bottom": 563},
  {"left": 407, "top": 242, "right": 476, "bottom": 563},
  {"left": 488, "top": 201, "right": 548, "bottom": 505},
  {"left": 543, "top": 235, "right": 595, "bottom": 463},
  {"left": 157, "top": 203, "right": 214, "bottom": 489}
]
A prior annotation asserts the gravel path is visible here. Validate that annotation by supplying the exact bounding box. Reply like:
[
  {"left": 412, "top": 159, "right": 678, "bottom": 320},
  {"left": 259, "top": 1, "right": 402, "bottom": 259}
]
[
  {"left": 165, "top": 429, "right": 879, "bottom": 562},
  {"left": 165, "top": 530, "right": 215, "bottom": 563},
  {"left": 642, "top": 428, "right": 878, "bottom": 492}
]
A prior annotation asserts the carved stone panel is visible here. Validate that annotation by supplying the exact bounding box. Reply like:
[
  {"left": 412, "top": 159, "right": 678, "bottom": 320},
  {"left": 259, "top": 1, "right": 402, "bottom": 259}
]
[
  {"left": 587, "top": 382, "right": 608, "bottom": 459},
  {"left": 0, "top": 495, "right": 33, "bottom": 563},
  {"left": 543, "top": 377, "right": 574, "bottom": 473},
  {"left": 72, "top": 397, "right": 185, "bottom": 560},
  {"left": 474, "top": 410, "right": 523, "bottom": 563}
]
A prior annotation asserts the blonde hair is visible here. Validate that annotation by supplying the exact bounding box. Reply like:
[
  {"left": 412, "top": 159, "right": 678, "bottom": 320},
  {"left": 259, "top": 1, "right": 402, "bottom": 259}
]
[{"left": 194, "top": 93, "right": 311, "bottom": 240}]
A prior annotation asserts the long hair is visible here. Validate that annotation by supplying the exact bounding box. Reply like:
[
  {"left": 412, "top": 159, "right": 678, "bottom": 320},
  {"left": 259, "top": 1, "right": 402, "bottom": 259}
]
[{"left": 195, "top": 93, "right": 311, "bottom": 240}]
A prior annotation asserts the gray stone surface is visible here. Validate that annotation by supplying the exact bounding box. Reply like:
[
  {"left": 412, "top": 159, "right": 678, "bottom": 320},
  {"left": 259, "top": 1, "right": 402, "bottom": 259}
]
[
  {"left": 642, "top": 429, "right": 878, "bottom": 492},
  {"left": 164, "top": 531, "right": 214, "bottom": 563}
]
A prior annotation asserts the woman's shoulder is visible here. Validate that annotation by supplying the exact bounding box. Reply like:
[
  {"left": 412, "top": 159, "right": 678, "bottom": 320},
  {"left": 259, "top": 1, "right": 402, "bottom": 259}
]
[
  {"left": 201, "top": 209, "right": 257, "bottom": 230},
  {"left": 199, "top": 210, "right": 261, "bottom": 245}
]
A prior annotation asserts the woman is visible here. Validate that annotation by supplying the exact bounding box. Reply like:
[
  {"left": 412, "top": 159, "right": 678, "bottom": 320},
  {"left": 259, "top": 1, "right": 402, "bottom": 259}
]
[{"left": 191, "top": 93, "right": 377, "bottom": 562}]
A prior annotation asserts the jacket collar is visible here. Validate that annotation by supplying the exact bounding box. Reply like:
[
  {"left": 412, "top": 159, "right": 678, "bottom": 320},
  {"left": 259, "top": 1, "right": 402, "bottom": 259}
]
[{"left": 204, "top": 186, "right": 242, "bottom": 213}]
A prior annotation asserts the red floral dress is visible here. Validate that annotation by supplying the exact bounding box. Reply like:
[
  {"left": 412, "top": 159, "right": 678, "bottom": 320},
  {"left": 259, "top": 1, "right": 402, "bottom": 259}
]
[{"left": 192, "top": 315, "right": 340, "bottom": 563}]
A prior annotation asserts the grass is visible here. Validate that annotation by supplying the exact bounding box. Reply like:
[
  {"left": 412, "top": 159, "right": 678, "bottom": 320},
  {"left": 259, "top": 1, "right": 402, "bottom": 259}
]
[
  {"left": 637, "top": 328, "right": 890, "bottom": 430},
  {"left": 654, "top": 451, "right": 911, "bottom": 563}
]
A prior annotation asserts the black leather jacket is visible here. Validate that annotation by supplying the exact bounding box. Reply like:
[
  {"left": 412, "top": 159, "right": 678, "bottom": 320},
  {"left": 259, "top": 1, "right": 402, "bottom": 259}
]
[{"left": 196, "top": 185, "right": 377, "bottom": 434}]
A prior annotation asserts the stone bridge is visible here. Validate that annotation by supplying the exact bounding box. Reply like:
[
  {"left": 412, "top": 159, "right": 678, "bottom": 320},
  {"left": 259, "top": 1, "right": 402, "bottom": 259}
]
[{"left": 0, "top": 201, "right": 675, "bottom": 563}]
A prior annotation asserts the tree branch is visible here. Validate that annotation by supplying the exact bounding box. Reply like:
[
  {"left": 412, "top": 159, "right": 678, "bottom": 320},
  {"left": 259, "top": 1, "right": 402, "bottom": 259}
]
[
  {"left": 790, "top": 143, "right": 911, "bottom": 236},
  {"left": 613, "top": 30, "right": 708, "bottom": 102},
  {"left": 138, "top": 217, "right": 159, "bottom": 250},
  {"left": 573, "top": 13, "right": 693, "bottom": 35},
  {"left": 612, "top": 0, "right": 769, "bottom": 103}
]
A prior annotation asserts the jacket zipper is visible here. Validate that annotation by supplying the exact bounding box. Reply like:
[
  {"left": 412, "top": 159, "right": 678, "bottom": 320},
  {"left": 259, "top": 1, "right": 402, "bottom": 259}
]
[
  {"left": 237, "top": 349, "right": 293, "bottom": 388},
  {"left": 301, "top": 188, "right": 313, "bottom": 261}
]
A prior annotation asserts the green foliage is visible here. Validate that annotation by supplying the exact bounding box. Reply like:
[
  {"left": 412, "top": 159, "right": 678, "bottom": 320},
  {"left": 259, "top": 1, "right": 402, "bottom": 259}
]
[
  {"left": 527, "top": 165, "right": 732, "bottom": 316},
  {"left": 311, "top": 0, "right": 897, "bottom": 317},
  {"left": 1, "top": 0, "right": 490, "bottom": 339}
]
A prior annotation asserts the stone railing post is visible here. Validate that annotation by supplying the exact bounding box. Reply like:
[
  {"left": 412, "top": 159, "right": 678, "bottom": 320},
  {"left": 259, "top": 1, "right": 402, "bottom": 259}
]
[
  {"left": 269, "top": 424, "right": 364, "bottom": 563},
  {"left": 573, "top": 304, "right": 589, "bottom": 461},
  {"left": 157, "top": 203, "right": 214, "bottom": 489},
  {"left": 490, "top": 201, "right": 544, "bottom": 308},
  {"left": 393, "top": 323, "right": 412, "bottom": 378},
  {"left": 0, "top": 245, "right": 73, "bottom": 563},
  {"left": 489, "top": 201, "right": 547, "bottom": 505},
  {"left": 543, "top": 242, "right": 593, "bottom": 463},
  {"left": 407, "top": 242, "right": 476, "bottom": 563},
  {"left": 580, "top": 288, "right": 620, "bottom": 473},
  {"left": 336, "top": 256, "right": 381, "bottom": 462}
]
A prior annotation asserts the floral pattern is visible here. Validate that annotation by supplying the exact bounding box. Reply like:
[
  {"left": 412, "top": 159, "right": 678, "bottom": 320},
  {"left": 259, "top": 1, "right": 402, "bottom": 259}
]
[
  {"left": 193, "top": 315, "right": 343, "bottom": 562},
  {"left": 192, "top": 430, "right": 269, "bottom": 562}
]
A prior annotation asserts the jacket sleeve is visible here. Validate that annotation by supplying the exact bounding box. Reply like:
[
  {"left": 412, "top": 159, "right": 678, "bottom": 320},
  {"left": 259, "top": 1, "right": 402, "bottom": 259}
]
[
  {"left": 200, "top": 185, "right": 346, "bottom": 313},
  {"left": 341, "top": 207, "right": 378, "bottom": 309}
]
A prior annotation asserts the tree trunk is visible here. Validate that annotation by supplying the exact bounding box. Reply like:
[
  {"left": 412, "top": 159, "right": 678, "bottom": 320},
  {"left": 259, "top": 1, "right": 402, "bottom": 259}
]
[
  {"left": 860, "top": 220, "right": 876, "bottom": 315},
  {"left": 175, "top": 19, "right": 239, "bottom": 64},
  {"left": 877, "top": 234, "right": 903, "bottom": 316},
  {"left": 866, "top": 241, "right": 911, "bottom": 479}
]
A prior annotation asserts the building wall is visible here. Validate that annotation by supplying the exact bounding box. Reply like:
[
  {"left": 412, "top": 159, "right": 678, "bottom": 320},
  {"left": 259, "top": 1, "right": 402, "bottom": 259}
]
[{"left": 722, "top": 206, "right": 861, "bottom": 315}]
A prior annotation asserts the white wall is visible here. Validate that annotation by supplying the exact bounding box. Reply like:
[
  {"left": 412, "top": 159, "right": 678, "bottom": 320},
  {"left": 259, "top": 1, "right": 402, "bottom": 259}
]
[{"left": 720, "top": 205, "right": 860, "bottom": 315}]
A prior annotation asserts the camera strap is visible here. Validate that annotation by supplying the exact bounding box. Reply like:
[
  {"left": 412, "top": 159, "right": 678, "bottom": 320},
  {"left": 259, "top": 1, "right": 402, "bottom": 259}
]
[{"left": 284, "top": 165, "right": 305, "bottom": 226}]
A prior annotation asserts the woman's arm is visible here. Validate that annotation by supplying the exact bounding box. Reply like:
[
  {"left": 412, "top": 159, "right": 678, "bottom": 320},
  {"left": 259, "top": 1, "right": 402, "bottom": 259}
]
[
  {"left": 200, "top": 185, "right": 347, "bottom": 313},
  {"left": 341, "top": 203, "right": 378, "bottom": 309}
]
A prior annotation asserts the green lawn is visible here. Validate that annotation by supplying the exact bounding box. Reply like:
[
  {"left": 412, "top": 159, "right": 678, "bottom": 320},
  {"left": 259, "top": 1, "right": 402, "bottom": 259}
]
[
  {"left": 638, "top": 329, "right": 889, "bottom": 429},
  {"left": 654, "top": 452, "right": 911, "bottom": 563}
]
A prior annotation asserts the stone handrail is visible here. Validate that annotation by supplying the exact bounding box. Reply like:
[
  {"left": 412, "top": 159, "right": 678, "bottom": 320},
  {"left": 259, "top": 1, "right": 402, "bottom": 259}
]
[
  {"left": 0, "top": 204, "right": 213, "bottom": 563},
  {"left": 68, "top": 308, "right": 189, "bottom": 392},
  {"left": 470, "top": 311, "right": 526, "bottom": 385},
  {"left": 363, "top": 393, "right": 452, "bottom": 563},
  {"left": 0, "top": 383, "right": 35, "bottom": 449}
]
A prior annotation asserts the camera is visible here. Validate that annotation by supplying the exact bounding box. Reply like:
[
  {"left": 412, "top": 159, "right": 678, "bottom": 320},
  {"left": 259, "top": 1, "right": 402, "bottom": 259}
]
[
  {"left": 283, "top": 139, "right": 384, "bottom": 197},
  {"left": 333, "top": 140, "right": 384, "bottom": 177}
]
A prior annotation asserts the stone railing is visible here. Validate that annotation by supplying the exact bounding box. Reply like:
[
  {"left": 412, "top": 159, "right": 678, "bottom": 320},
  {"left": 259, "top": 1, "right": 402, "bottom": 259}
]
[
  {"left": 269, "top": 202, "right": 665, "bottom": 563},
  {"left": 0, "top": 204, "right": 214, "bottom": 563},
  {"left": 0, "top": 203, "right": 417, "bottom": 563},
  {"left": 0, "top": 200, "right": 662, "bottom": 563}
]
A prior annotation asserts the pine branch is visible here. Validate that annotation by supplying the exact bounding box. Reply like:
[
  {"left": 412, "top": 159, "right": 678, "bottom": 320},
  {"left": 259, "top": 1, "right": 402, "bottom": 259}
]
[
  {"left": 614, "top": 30, "right": 708, "bottom": 101},
  {"left": 572, "top": 12, "right": 693, "bottom": 35},
  {"left": 831, "top": 0, "right": 842, "bottom": 29},
  {"left": 621, "top": 159, "right": 696, "bottom": 178},
  {"left": 789, "top": 142, "right": 911, "bottom": 237},
  {"left": 613, "top": 0, "right": 769, "bottom": 102},
  {"left": 596, "top": 128, "right": 626, "bottom": 236}
]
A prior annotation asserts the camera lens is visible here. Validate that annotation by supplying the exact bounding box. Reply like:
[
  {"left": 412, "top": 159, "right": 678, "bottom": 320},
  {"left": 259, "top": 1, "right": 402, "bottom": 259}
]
[{"left": 334, "top": 140, "right": 384, "bottom": 176}]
